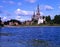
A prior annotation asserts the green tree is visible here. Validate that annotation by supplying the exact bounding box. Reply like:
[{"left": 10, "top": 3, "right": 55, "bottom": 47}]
[
  {"left": 9, "top": 19, "right": 22, "bottom": 24},
  {"left": 54, "top": 15, "right": 60, "bottom": 24},
  {"left": 46, "top": 15, "right": 51, "bottom": 23},
  {"left": 4, "top": 19, "right": 22, "bottom": 25},
  {"left": 43, "top": 16, "right": 45, "bottom": 19}
]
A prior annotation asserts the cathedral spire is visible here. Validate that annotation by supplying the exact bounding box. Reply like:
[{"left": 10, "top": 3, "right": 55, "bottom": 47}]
[
  {"left": 33, "top": 11, "right": 35, "bottom": 17},
  {"left": 32, "top": 11, "right": 35, "bottom": 21},
  {"left": 34, "top": 4, "right": 40, "bottom": 20},
  {"left": 37, "top": 4, "right": 40, "bottom": 13},
  {"left": 36, "top": 4, "right": 40, "bottom": 15}
]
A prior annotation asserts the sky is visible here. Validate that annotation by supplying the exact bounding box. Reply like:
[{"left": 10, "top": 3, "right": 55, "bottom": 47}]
[{"left": 0, "top": 0, "right": 60, "bottom": 22}]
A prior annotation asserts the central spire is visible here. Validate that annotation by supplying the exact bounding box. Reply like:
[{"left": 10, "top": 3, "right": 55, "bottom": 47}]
[
  {"left": 35, "top": 4, "right": 40, "bottom": 20},
  {"left": 37, "top": 4, "right": 40, "bottom": 12},
  {"left": 36, "top": 4, "right": 40, "bottom": 15},
  {"left": 32, "top": 4, "right": 41, "bottom": 21}
]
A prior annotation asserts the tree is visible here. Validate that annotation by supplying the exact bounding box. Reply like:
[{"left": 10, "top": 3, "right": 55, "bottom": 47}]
[
  {"left": 9, "top": 19, "right": 22, "bottom": 25},
  {"left": 4, "top": 19, "right": 22, "bottom": 25},
  {"left": 46, "top": 15, "right": 51, "bottom": 23},
  {"left": 54, "top": 15, "right": 60, "bottom": 24},
  {"left": 4, "top": 21, "right": 9, "bottom": 25},
  {"left": 43, "top": 16, "right": 45, "bottom": 19}
]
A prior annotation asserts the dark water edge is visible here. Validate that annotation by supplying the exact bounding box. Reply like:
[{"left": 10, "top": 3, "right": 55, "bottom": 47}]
[{"left": 0, "top": 26, "right": 60, "bottom": 47}]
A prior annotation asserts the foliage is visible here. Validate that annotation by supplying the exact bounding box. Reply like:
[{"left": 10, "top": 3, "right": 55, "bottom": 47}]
[
  {"left": 1, "top": 15, "right": 60, "bottom": 26},
  {"left": 4, "top": 19, "right": 22, "bottom": 25},
  {"left": 46, "top": 15, "right": 51, "bottom": 23},
  {"left": 54, "top": 15, "right": 60, "bottom": 24}
]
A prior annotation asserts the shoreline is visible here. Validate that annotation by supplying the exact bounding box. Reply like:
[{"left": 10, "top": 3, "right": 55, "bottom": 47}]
[{"left": 2, "top": 25, "right": 60, "bottom": 28}]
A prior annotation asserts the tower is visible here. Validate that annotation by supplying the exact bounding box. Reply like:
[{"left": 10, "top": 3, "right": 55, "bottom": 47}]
[
  {"left": 32, "top": 4, "right": 45, "bottom": 24},
  {"left": 35, "top": 4, "right": 40, "bottom": 20},
  {"left": 36, "top": 4, "right": 40, "bottom": 15},
  {"left": 32, "top": 12, "right": 35, "bottom": 20}
]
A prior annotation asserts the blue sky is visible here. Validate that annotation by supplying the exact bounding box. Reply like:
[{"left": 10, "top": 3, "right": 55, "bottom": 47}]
[{"left": 0, "top": 0, "right": 60, "bottom": 21}]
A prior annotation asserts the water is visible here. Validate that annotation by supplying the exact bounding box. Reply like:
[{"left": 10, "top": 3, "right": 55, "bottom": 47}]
[{"left": 0, "top": 26, "right": 60, "bottom": 47}]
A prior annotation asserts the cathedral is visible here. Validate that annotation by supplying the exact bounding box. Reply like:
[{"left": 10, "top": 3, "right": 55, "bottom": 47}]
[{"left": 32, "top": 5, "right": 45, "bottom": 24}]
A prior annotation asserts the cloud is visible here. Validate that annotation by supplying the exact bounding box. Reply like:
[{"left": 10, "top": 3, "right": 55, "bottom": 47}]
[
  {"left": 17, "top": 2, "right": 22, "bottom": 6},
  {"left": 14, "top": 8, "right": 44, "bottom": 16},
  {"left": 59, "top": 6, "right": 60, "bottom": 9},
  {"left": 2, "top": 16, "right": 11, "bottom": 21},
  {"left": 8, "top": 1, "right": 15, "bottom": 4},
  {"left": 15, "top": 9, "right": 33, "bottom": 15},
  {"left": 3, "top": 17, "right": 7, "bottom": 20},
  {"left": 15, "top": 16, "right": 26, "bottom": 21},
  {"left": 0, "top": 10, "right": 11, "bottom": 16},
  {"left": 0, "top": 6, "right": 3, "bottom": 8},
  {"left": 2, "top": 0, "right": 15, "bottom": 4},
  {"left": 44, "top": 5, "right": 54, "bottom": 10},
  {"left": 25, "top": 0, "right": 37, "bottom": 3},
  {"left": 39, "top": 5, "right": 54, "bottom": 10},
  {"left": 2, "top": 0, "right": 7, "bottom": 3},
  {"left": 2, "top": 0, "right": 22, "bottom": 6},
  {"left": 40, "top": 12, "right": 44, "bottom": 15},
  {"left": 0, "top": 10, "right": 3, "bottom": 14},
  {"left": 3, "top": 11, "right": 11, "bottom": 16},
  {"left": 16, "top": 16, "right": 21, "bottom": 20},
  {"left": 0, "top": 6, "right": 4, "bottom": 14},
  {"left": 0, "top": 16, "right": 7, "bottom": 21},
  {"left": 2, "top": 16, "right": 7, "bottom": 21}
]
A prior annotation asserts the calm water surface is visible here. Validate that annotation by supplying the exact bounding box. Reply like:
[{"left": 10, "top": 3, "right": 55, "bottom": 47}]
[{"left": 0, "top": 26, "right": 60, "bottom": 47}]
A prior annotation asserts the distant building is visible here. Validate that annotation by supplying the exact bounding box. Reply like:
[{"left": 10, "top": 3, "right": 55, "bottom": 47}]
[
  {"left": 24, "top": 20, "right": 33, "bottom": 25},
  {"left": 9, "top": 22, "right": 14, "bottom": 26},
  {"left": 9, "top": 22, "right": 20, "bottom": 26},
  {"left": 32, "top": 5, "right": 46, "bottom": 24},
  {"left": 8, "top": 19, "right": 21, "bottom": 26}
]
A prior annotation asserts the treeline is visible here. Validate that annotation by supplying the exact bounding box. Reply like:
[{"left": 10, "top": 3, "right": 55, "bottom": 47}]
[
  {"left": 4, "top": 19, "right": 22, "bottom": 25},
  {"left": 0, "top": 15, "right": 60, "bottom": 26},
  {"left": 45, "top": 15, "right": 60, "bottom": 25}
]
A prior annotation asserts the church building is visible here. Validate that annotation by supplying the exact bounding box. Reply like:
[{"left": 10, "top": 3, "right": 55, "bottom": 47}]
[{"left": 32, "top": 5, "right": 45, "bottom": 24}]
